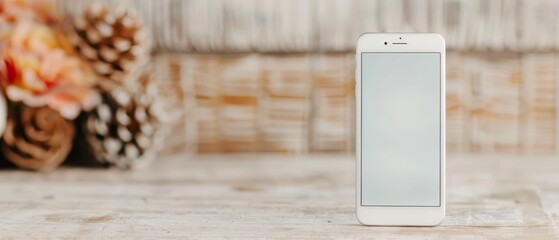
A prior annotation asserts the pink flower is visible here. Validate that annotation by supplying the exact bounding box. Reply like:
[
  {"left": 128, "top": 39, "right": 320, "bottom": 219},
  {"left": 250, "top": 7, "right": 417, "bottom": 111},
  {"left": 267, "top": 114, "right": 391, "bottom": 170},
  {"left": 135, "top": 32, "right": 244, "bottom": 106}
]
[
  {"left": 1, "top": 23, "right": 100, "bottom": 119},
  {"left": 0, "top": 0, "right": 57, "bottom": 39}
]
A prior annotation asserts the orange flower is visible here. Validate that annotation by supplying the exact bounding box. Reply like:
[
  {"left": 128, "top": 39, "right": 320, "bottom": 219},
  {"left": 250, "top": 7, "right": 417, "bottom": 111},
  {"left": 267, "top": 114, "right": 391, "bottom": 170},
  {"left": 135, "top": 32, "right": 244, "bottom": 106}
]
[{"left": 1, "top": 23, "right": 100, "bottom": 119}]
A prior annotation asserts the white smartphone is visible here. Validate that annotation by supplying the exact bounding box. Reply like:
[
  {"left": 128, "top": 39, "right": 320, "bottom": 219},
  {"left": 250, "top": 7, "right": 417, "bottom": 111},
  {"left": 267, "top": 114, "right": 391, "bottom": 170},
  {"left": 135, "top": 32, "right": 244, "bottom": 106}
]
[{"left": 355, "top": 33, "right": 445, "bottom": 226}]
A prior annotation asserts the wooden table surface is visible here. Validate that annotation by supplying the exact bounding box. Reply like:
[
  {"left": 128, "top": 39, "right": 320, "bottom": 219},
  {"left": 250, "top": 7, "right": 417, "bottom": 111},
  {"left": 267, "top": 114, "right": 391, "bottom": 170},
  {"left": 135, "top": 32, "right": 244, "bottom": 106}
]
[{"left": 1, "top": 154, "right": 558, "bottom": 239}]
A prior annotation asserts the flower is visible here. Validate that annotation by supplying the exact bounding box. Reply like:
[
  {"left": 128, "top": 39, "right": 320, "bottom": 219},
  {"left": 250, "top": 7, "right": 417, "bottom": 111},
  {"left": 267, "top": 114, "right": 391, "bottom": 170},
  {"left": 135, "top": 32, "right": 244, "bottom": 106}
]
[
  {"left": 0, "top": 0, "right": 57, "bottom": 39},
  {"left": 0, "top": 22, "right": 100, "bottom": 119}
]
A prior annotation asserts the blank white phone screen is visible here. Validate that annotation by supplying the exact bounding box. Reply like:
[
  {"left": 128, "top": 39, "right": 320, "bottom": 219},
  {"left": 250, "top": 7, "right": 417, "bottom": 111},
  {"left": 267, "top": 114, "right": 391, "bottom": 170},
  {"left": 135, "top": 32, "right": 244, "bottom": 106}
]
[{"left": 361, "top": 52, "right": 440, "bottom": 207}]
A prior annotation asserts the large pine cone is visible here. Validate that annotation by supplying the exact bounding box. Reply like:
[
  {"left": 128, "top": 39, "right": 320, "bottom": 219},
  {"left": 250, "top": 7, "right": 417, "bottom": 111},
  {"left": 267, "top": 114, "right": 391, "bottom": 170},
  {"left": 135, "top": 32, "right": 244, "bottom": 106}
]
[
  {"left": 85, "top": 71, "right": 163, "bottom": 169},
  {"left": 1, "top": 106, "right": 75, "bottom": 171},
  {"left": 68, "top": 2, "right": 150, "bottom": 90}
]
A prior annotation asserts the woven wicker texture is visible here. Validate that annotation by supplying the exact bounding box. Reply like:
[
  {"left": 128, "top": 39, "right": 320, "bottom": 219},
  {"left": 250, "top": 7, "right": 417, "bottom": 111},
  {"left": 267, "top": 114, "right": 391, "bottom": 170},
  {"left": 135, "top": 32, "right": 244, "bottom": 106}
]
[
  {"left": 55, "top": 0, "right": 559, "bottom": 52},
  {"left": 152, "top": 53, "right": 558, "bottom": 154}
]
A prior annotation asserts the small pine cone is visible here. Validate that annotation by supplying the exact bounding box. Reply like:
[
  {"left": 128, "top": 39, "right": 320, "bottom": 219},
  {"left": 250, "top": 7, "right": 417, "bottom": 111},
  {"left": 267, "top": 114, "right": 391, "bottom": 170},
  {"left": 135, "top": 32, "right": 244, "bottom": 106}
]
[
  {"left": 1, "top": 106, "right": 75, "bottom": 171},
  {"left": 85, "top": 72, "right": 163, "bottom": 169},
  {"left": 68, "top": 1, "right": 151, "bottom": 90}
]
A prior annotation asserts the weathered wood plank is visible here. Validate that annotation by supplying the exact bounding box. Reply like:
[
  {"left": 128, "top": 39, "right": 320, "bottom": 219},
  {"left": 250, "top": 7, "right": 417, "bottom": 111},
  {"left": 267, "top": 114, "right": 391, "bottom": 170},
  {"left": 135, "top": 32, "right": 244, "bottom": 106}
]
[{"left": 0, "top": 154, "right": 558, "bottom": 239}]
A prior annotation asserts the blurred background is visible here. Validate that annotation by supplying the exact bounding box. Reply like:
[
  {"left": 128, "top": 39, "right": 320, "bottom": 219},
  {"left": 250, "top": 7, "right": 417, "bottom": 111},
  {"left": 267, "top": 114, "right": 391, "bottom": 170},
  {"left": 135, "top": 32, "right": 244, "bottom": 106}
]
[
  {"left": 54, "top": 0, "right": 559, "bottom": 156},
  {"left": 2, "top": 1, "right": 559, "bottom": 237}
]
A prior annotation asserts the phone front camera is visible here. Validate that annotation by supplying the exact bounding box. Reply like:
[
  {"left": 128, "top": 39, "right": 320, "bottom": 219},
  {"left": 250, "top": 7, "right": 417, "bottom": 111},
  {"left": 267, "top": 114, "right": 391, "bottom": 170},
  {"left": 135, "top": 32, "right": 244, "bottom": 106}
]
[{"left": 384, "top": 42, "right": 387, "bottom": 45}]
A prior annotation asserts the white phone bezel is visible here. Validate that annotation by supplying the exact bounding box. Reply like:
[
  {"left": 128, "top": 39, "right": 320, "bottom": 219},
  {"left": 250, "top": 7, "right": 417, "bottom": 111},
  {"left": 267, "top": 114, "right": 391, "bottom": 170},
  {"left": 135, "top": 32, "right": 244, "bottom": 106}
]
[{"left": 355, "top": 33, "right": 446, "bottom": 226}]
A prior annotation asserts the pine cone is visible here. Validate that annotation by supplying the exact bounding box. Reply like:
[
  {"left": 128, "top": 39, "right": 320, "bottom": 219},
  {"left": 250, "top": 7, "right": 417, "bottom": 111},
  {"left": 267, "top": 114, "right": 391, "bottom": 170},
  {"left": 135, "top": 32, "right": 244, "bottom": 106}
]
[
  {"left": 1, "top": 106, "right": 75, "bottom": 171},
  {"left": 85, "top": 71, "right": 163, "bottom": 169},
  {"left": 68, "top": 2, "right": 150, "bottom": 90}
]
